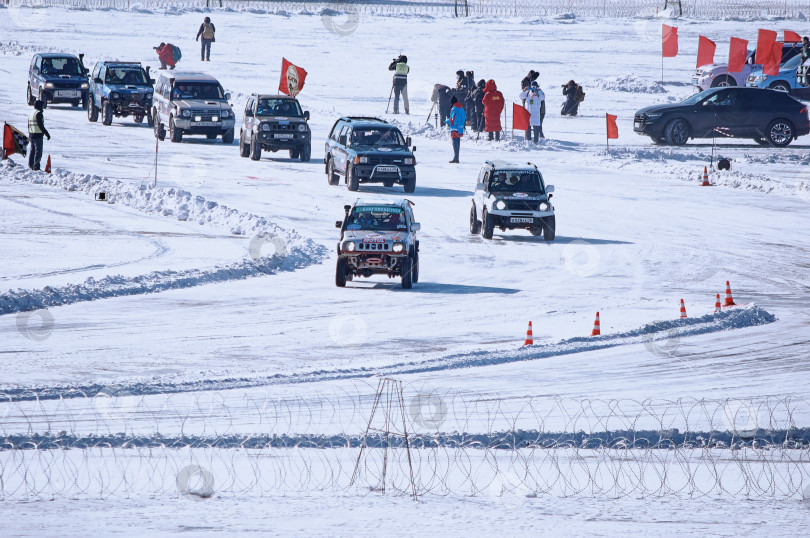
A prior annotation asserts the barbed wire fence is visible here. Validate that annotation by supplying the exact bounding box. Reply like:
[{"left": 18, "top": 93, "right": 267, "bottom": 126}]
[
  {"left": 1, "top": 381, "right": 809, "bottom": 500},
  {"left": 3, "top": 0, "right": 810, "bottom": 19}
]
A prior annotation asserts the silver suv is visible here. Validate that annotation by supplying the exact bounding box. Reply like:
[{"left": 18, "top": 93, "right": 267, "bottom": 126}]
[{"left": 152, "top": 72, "right": 235, "bottom": 143}]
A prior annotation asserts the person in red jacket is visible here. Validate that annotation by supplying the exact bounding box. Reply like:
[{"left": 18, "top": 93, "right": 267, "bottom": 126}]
[
  {"left": 482, "top": 79, "right": 504, "bottom": 141},
  {"left": 154, "top": 42, "right": 176, "bottom": 70}
]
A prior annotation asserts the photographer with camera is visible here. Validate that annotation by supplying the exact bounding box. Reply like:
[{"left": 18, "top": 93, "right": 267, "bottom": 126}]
[
  {"left": 519, "top": 81, "right": 546, "bottom": 143},
  {"left": 154, "top": 42, "right": 178, "bottom": 70},
  {"left": 388, "top": 55, "right": 410, "bottom": 114},
  {"left": 561, "top": 80, "right": 585, "bottom": 116}
]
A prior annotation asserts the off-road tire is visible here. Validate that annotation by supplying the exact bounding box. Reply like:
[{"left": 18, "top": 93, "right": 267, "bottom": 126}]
[
  {"left": 239, "top": 134, "right": 250, "bottom": 157},
  {"left": 769, "top": 81, "right": 790, "bottom": 93},
  {"left": 327, "top": 159, "right": 339, "bottom": 186},
  {"left": 664, "top": 118, "right": 689, "bottom": 146},
  {"left": 347, "top": 163, "right": 359, "bottom": 191},
  {"left": 88, "top": 99, "right": 99, "bottom": 122},
  {"left": 412, "top": 252, "right": 419, "bottom": 283},
  {"left": 542, "top": 215, "right": 556, "bottom": 242},
  {"left": 469, "top": 205, "right": 482, "bottom": 234},
  {"left": 711, "top": 75, "right": 736, "bottom": 88},
  {"left": 766, "top": 119, "right": 794, "bottom": 147},
  {"left": 170, "top": 117, "right": 183, "bottom": 142},
  {"left": 250, "top": 136, "right": 262, "bottom": 160},
  {"left": 222, "top": 128, "right": 235, "bottom": 144},
  {"left": 482, "top": 208, "right": 495, "bottom": 239},
  {"left": 27, "top": 85, "right": 35, "bottom": 106},
  {"left": 336, "top": 257, "right": 348, "bottom": 287},
  {"left": 300, "top": 145, "right": 311, "bottom": 162},
  {"left": 146, "top": 108, "right": 154, "bottom": 127},
  {"left": 401, "top": 256, "right": 414, "bottom": 289},
  {"left": 102, "top": 101, "right": 113, "bottom": 126},
  {"left": 403, "top": 173, "right": 416, "bottom": 193}
]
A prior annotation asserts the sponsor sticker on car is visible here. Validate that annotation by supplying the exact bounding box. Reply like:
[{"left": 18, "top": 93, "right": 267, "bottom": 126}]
[{"left": 362, "top": 236, "right": 386, "bottom": 243}]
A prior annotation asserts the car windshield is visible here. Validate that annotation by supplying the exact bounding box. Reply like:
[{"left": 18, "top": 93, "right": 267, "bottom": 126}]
[
  {"left": 42, "top": 57, "right": 82, "bottom": 75},
  {"left": 172, "top": 83, "right": 225, "bottom": 100},
  {"left": 346, "top": 206, "right": 408, "bottom": 231},
  {"left": 783, "top": 55, "right": 801, "bottom": 69},
  {"left": 351, "top": 128, "right": 405, "bottom": 147},
  {"left": 104, "top": 67, "right": 149, "bottom": 85},
  {"left": 489, "top": 171, "right": 543, "bottom": 193},
  {"left": 681, "top": 91, "right": 714, "bottom": 105},
  {"left": 257, "top": 98, "right": 303, "bottom": 117}
]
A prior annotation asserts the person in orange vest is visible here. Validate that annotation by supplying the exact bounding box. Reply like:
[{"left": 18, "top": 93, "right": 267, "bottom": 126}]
[
  {"left": 154, "top": 43, "right": 176, "bottom": 70},
  {"left": 196, "top": 17, "right": 216, "bottom": 61}
]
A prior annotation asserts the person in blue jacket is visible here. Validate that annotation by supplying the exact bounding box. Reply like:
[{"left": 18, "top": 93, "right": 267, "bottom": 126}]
[{"left": 445, "top": 95, "right": 466, "bottom": 163}]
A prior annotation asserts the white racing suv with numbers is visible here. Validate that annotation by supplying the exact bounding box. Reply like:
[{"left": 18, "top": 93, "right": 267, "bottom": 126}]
[
  {"left": 470, "top": 160, "right": 556, "bottom": 241},
  {"left": 152, "top": 71, "right": 235, "bottom": 143},
  {"left": 335, "top": 199, "right": 421, "bottom": 289}
]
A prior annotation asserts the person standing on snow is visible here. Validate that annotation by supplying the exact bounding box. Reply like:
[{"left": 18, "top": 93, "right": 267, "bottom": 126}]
[
  {"left": 445, "top": 95, "right": 466, "bottom": 163},
  {"left": 470, "top": 79, "right": 486, "bottom": 132},
  {"left": 154, "top": 42, "right": 177, "bottom": 70},
  {"left": 196, "top": 16, "right": 216, "bottom": 61},
  {"left": 561, "top": 80, "right": 582, "bottom": 116},
  {"left": 482, "top": 79, "right": 504, "bottom": 141},
  {"left": 28, "top": 100, "right": 50, "bottom": 171},
  {"left": 520, "top": 70, "right": 539, "bottom": 103},
  {"left": 435, "top": 84, "right": 453, "bottom": 126},
  {"left": 519, "top": 81, "right": 546, "bottom": 143},
  {"left": 388, "top": 55, "right": 410, "bottom": 114}
]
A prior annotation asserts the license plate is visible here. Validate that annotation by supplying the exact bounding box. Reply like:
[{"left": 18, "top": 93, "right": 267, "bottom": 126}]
[
  {"left": 274, "top": 133, "right": 294, "bottom": 139},
  {"left": 55, "top": 90, "right": 80, "bottom": 98},
  {"left": 376, "top": 166, "right": 398, "bottom": 173},
  {"left": 194, "top": 122, "right": 218, "bottom": 127},
  {"left": 691, "top": 78, "right": 698, "bottom": 84},
  {"left": 510, "top": 218, "right": 533, "bottom": 223}
]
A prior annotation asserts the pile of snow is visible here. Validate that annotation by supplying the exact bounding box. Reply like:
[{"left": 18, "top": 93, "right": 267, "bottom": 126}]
[{"left": 592, "top": 75, "right": 667, "bottom": 94}]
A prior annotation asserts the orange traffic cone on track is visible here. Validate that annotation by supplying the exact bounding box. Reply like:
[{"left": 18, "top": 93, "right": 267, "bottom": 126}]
[
  {"left": 723, "top": 281, "right": 736, "bottom": 306},
  {"left": 591, "top": 312, "right": 601, "bottom": 336},
  {"left": 45, "top": 155, "right": 51, "bottom": 174},
  {"left": 701, "top": 166, "right": 710, "bottom": 186},
  {"left": 523, "top": 321, "right": 533, "bottom": 346},
  {"left": 714, "top": 293, "right": 722, "bottom": 313},
  {"left": 679, "top": 299, "right": 687, "bottom": 318}
]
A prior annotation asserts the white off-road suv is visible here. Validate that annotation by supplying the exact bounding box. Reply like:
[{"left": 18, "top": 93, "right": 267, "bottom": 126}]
[
  {"left": 335, "top": 199, "right": 420, "bottom": 289},
  {"left": 152, "top": 72, "right": 235, "bottom": 143},
  {"left": 470, "top": 160, "right": 555, "bottom": 241}
]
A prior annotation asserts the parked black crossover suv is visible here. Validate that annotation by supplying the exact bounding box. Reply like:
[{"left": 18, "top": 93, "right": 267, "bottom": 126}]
[{"left": 634, "top": 87, "right": 810, "bottom": 147}]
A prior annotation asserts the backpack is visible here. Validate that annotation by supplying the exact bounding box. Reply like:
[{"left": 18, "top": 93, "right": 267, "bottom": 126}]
[
  {"left": 575, "top": 85, "right": 585, "bottom": 102},
  {"left": 202, "top": 23, "right": 215, "bottom": 40},
  {"left": 172, "top": 45, "right": 182, "bottom": 62}
]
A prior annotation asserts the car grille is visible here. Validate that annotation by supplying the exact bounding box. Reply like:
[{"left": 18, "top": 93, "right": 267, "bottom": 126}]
[
  {"left": 634, "top": 113, "right": 646, "bottom": 123},
  {"left": 358, "top": 242, "right": 390, "bottom": 251},
  {"left": 505, "top": 200, "right": 541, "bottom": 211},
  {"left": 51, "top": 81, "right": 82, "bottom": 89},
  {"left": 266, "top": 123, "right": 297, "bottom": 131},
  {"left": 366, "top": 156, "right": 406, "bottom": 165},
  {"left": 189, "top": 109, "right": 219, "bottom": 120}
]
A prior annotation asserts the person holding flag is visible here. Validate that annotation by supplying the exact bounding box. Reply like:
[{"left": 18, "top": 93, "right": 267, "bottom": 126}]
[
  {"left": 28, "top": 100, "right": 51, "bottom": 171},
  {"left": 445, "top": 95, "right": 466, "bottom": 163}
]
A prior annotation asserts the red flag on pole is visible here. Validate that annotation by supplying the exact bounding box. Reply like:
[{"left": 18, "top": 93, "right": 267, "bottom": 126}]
[
  {"left": 784, "top": 30, "right": 802, "bottom": 43},
  {"left": 764, "top": 40, "right": 782, "bottom": 76},
  {"left": 662, "top": 24, "right": 679, "bottom": 57},
  {"left": 512, "top": 103, "right": 530, "bottom": 131},
  {"left": 606, "top": 114, "right": 619, "bottom": 139},
  {"left": 728, "top": 37, "right": 749, "bottom": 73},
  {"left": 696, "top": 36, "right": 716, "bottom": 68},
  {"left": 279, "top": 58, "right": 308, "bottom": 97},
  {"left": 755, "top": 29, "right": 777, "bottom": 65}
]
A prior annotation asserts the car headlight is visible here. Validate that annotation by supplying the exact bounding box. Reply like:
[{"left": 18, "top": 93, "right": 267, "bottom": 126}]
[
  {"left": 81, "top": 83, "right": 89, "bottom": 89},
  {"left": 645, "top": 113, "right": 662, "bottom": 120},
  {"left": 145, "top": 92, "right": 153, "bottom": 100},
  {"left": 221, "top": 110, "right": 231, "bottom": 118},
  {"left": 539, "top": 202, "right": 549, "bottom": 211},
  {"left": 261, "top": 123, "right": 270, "bottom": 132},
  {"left": 111, "top": 92, "right": 120, "bottom": 99},
  {"left": 494, "top": 200, "right": 506, "bottom": 210},
  {"left": 194, "top": 116, "right": 202, "bottom": 122},
  {"left": 702, "top": 71, "right": 713, "bottom": 77},
  {"left": 182, "top": 109, "right": 191, "bottom": 118},
  {"left": 392, "top": 242, "right": 405, "bottom": 253},
  {"left": 358, "top": 156, "right": 368, "bottom": 164},
  {"left": 44, "top": 82, "right": 54, "bottom": 89},
  {"left": 298, "top": 124, "right": 306, "bottom": 132},
  {"left": 404, "top": 158, "right": 414, "bottom": 165},
  {"left": 344, "top": 242, "right": 356, "bottom": 252}
]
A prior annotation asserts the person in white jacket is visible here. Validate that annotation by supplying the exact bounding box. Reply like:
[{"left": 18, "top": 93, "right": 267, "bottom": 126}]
[{"left": 519, "top": 81, "right": 546, "bottom": 142}]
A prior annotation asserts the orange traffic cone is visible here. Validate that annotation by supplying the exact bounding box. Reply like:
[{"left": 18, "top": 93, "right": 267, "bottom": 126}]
[
  {"left": 679, "top": 299, "right": 687, "bottom": 318},
  {"left": 714, "top": 293, "right": 721, "bottom": 313},
  {"left": 591, "top": 312, "right": 601, "bottom": 336},
  {"left": 45, "top": 155, "right": 51, "bottom": 174},
  {"left": 701, "top": 166, "right": 710, "bottom": 186},
  {"left": 523, "top": 321, "right": 533, "bottom": 346},
  {"left": 723, "top": 281, "right": 736, "bottom": 306}
]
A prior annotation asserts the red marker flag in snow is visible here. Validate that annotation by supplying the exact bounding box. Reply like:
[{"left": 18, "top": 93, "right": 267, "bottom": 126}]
[
  {"left": 764, "top": 40, "right": 782, "bottom": 76},
  {"left": 279, "top": 58, "right": 308, "bottom": 97},
  {"left": 606, "top": 114, "right": 619, "bottom": 139},
  {"left": 728, "top": 37, "right": 749, "bottom": 73},
  {"left": 755, "top": 29, "right": 777, "bottom": 65},
  {"left": 512, "top": 103, "right": 530, "bottom": 131},
  {"left": 662, "top": 24, "right": 678, "bottom": 57},
  {"left": 784, "top": 30, "right": 802, "bottom": 43},
  {"left": 2, "top": 122, "right": 28, "bottom": 159},
  {"left": 696, "top": 36, "right": 716, "bottom": 68}
]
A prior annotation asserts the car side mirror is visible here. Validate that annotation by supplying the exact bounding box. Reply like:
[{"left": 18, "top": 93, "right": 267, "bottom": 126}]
[
  {"left": 225, "top": 92, "right": 231, "bottom": 101},
  {"left": 412, "top": 146, "right": 416, "bottom": 152},
  {"left": 93, "top": 77, "right": 102, "bottom": 84},
  {"left": 339, "top": 135, "right": 347, "bottom": 146},
  {"left": 406, "top": 136, "right": 412, "bottom": 146},
  {"left": 546, "top": 185, "right": 554, "bottom": 193},
  {"left": 411, "top": 223, "right": 421, "bottom": 232},
  {"left": 476, "top": 182, "right": 486, "bottom": 191},
  {"left": 149, "top": 78, "right": 156, "bottom": 85},
  {"left": 32, "top": 67, "right": 39, "bottom": 75},
  {"left": 304, "top": 111, "right": 310, "bottom": 121},
  {"left": 335, "top": 221, "right": 343, "bottom": 229}
]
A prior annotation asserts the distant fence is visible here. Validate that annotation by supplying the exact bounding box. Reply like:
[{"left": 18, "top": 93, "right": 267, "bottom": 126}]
[{"left": 4, "top": 0, "right": 810, "bottom": 18}]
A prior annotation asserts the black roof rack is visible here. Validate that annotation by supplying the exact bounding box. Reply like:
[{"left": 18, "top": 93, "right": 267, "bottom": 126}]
[{"left": 342, "top": 116, "right": 388, "bottom": 124}]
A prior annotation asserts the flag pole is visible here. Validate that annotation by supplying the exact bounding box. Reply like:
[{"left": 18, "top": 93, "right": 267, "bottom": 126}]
[{"left": 605, "top": 113, "right": 609, "bottom": 153}]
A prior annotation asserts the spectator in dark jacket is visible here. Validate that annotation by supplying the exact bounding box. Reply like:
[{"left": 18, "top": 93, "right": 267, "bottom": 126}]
[
  {"left": 196, "top": 16, "right": 216, "bottom": 61},
  {"left": 802, "top": 36, "right": 810, "bottom": 63},
  {"left": 520, "top": 70, "right": 539, "bottom": 105},
  {"left": 434, "top": 84, "right": 453, "bottom": 126},
  {"left": 464, "top": 71, "right": 476, "bottom": 115},
  {"left": 470, "top": 79, "right": 486, "bottom": 132},
  {"left": 561, "top": 80, "right": 580, "bottom": 116}
]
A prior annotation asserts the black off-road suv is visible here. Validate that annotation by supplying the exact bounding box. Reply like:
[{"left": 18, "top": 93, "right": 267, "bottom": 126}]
[
  {"left": 324, "top": 117, "right": 417, "bottom": 192},
  {"left": 239, "top": 94, "right": 311, "bottom": 161}
]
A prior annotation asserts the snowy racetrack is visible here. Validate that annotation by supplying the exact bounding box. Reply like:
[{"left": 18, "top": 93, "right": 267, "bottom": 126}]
[{"left": 2, "top": 5, "right": 810, "bottom": 535}]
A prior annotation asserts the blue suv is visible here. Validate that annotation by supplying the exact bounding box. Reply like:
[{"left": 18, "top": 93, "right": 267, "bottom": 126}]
[
  {"left": 27, "top": 53, "right": 89, "bottom": 109},
  {"left": 746, "top": 55, "right": 810, "bottom": 100},
  {"left": 87, "top": 61, "right": 155, "bottom": 126}
]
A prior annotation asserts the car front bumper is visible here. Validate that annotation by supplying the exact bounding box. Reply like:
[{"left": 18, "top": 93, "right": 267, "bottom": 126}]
[
  {"left": 488, "top": 210, "right": 554, "bottom": 228},
  {"left": 174, "top": 117, "right": 236, "bottom": 133},
  {"left": 43, "top": 89, "right": 88, "bottom": 103},
  {"left": 259, "top": 131, "right": 310, "bottom": 148},
  {"left": 354, "top": 164, "right": 415, "bottom": 184}
]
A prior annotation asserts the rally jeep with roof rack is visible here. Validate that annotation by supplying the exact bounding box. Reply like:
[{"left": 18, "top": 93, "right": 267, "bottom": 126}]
[
  {"left": 87, "top": 61, "right": 155, "bottom": 126},
  {"left": 335, "top": 199, "right": 421, "bottom": 289},
  {"left": 470, "top": 160, "right": 556, "bottom": 241},
  {"left": 152, "top": 72, "right": 235, "bottom": 143},
  {"left": 239, "top": 93, "right": 312, "bottom": 161},
  {"left": 324, "top": 117, "right": 417, "bottom": 193}
]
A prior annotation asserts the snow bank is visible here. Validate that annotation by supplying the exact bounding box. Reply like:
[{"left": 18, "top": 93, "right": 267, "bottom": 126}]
[{"left": 591, "top": 75, "right": 667, "bottom": 94}]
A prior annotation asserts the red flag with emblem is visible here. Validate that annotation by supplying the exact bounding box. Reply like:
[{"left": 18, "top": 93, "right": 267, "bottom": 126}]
[
  {"left": 662, "top": 24, "right": 679, "bottom": 57},
  {"left": 696, "top": 36, "right": 716, "bottom": 68},
  {"left": 728, "top": 37, "right": 749, "bottom": 73},
  {"left": 279, "top": 58, "right": 308, "bottom": 97},
  {"left": 512, "top": 103, "right": 531, "bottom": 131}
]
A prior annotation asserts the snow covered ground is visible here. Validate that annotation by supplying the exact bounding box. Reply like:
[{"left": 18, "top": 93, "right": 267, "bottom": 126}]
[{"left": 1, "top": 6, "right": 810, "bottom": 535}]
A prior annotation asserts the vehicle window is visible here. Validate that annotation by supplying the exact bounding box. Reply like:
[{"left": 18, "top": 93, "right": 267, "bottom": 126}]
[
  {"left": 702, "top": 91, "right": 735, "bottom": 107},
  {"left": 245, "top": 97, "right": 253, "bottom": 114},
  {"left": 31, "top": 56, "right": 39, "bottom": 69},
  {"left": 329, "top": 122, "right": 343, "bottom": 140},
  {"left": 682, "top": 91, "right": 714, "bottom": 105},
  {"left": 105, "top": 67, "right": 148, "bottom": 85},
  {"left": 481, "top": 171, "right": 490, "bottom": 185},
  {"left": 41, "top": 57, "right": 82, "bottom": 75},
  {"left": 346, "top": 206, "right": 408, "bottom": 231},
  {"left": 256, "top": 98, "right": 303, "bottom": 117},
  {"left": 350, "top": 127, "right": 405, "bottom": 147},
  {"left": 782, "top": 46, "right": 800, "bottom": 63},
  {"left": 489, "top": 171, "right": 543, "bottom": 193},
  {"left": 171, "top": 82, "right": 225, "bottom": 100},
  {"left": 339, "top": 125, "right": 351, "bottom": 143}
]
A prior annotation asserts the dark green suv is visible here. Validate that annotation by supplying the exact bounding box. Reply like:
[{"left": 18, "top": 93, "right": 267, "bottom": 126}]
[{"left": 324, "top": 117, "right": 417, "bottom": 192}]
